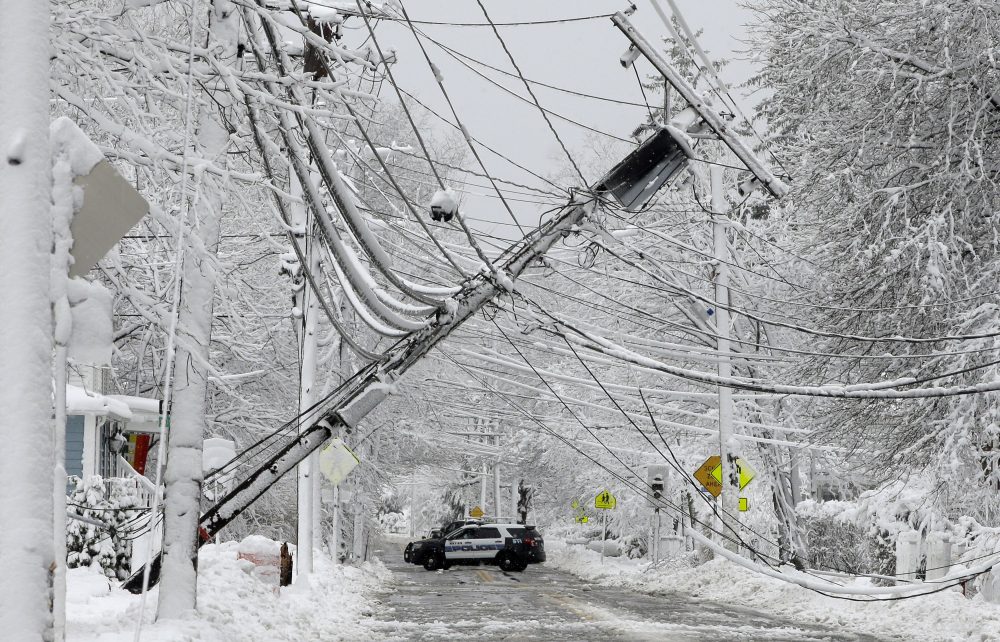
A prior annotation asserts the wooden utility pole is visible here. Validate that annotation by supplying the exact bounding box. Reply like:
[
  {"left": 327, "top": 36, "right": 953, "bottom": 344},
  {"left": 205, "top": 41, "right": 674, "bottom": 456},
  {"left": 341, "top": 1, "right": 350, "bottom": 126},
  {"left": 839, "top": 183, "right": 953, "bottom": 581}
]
[
  {"left": 711, "top": 166, "right": 741, "bottom": 552},
  {"left": 291, "top": 170, "right": 319, "bottom": 577},
  {"left": 0, "top": 1, "right": 54, "bottom": 638}
]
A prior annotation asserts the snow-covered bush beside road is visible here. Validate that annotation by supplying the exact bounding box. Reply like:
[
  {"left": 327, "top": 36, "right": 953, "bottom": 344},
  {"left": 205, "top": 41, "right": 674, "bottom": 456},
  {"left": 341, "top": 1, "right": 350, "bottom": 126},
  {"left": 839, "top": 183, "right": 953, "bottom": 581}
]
[
  {"left": 67, "top": 538, "right": 389, "bottom": 641},
  {"left": 547, "top": 539, "right": 1000, "bottom": 642}
]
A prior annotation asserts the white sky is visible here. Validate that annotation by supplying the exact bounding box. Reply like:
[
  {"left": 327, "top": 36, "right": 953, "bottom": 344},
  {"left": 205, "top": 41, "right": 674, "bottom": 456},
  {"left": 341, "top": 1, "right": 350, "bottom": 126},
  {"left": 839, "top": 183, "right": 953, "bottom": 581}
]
[{"left": 343, "top": 1, "right": 757, "bottom": 239}]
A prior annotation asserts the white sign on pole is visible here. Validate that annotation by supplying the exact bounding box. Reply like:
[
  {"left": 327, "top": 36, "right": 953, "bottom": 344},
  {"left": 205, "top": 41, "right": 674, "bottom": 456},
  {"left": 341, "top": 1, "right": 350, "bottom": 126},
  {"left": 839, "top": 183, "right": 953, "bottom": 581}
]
[
  {"left": 319, "top": 438, "right": 360, "bottom": 484},
  {"left": 50, "top": 117, "right": 149, "bottom": 278}
]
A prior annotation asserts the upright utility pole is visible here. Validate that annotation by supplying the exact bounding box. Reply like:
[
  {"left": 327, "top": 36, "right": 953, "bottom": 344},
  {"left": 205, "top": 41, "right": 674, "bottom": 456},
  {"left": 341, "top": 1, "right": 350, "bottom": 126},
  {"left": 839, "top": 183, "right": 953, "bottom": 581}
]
[
  {"left": 0, "top": 2, "right": 54, "bottom": 638},
  {"left": 480, "top": 462, "right": 488, "bottom": 514},
  {"left": 493, "top": 459, "right": 501, "bottom": 519},
  {"left": 711, "top": 166, "right": 740, "bottom": 552},
  {"left": 292, "top": 170, "right": 318, "bottom": 577}
]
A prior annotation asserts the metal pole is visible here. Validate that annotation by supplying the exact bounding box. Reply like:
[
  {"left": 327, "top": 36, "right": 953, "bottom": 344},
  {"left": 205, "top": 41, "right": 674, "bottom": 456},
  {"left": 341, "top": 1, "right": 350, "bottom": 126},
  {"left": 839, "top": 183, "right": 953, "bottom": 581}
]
[
  {"left": 480, "top": 462, "right": 488, "bottom": 515},
  {"left": 511, "top": 479, "right": 520, "bottom": 524},
  {"left": 712, "top": 166, "right": 740, "bottom": 552},
  {"left": 652, "top": 509, "right": 660, "bottom": 564},
  {"left": 493, "top": 458, "right": 501, "bottom": 520},
  {"left": 601, "top": 510, "right": 607, "bottom": 565},
  {"left": 409, "top": 471, "right": 415, "bottom": 538}
]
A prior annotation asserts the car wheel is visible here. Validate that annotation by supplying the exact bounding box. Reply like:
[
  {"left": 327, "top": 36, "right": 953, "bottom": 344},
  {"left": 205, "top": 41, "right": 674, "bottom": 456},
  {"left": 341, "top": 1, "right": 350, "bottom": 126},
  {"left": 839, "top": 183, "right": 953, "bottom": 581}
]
[
  {"left": 423, "top": 552, "right": 442, "bottom": 571},
  {"left": 514, "top": 558, "right": 528, "bottom": 572},
  {"left": 497, "top": 552, "right": 517, "bottom": 572}
]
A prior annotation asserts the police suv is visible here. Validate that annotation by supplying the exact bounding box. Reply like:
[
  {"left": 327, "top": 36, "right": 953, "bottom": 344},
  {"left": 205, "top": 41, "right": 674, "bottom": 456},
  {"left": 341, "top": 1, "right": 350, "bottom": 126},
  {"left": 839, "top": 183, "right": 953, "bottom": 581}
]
[{"left": 413, "top": 522, "right": 545, "bottom": 572}]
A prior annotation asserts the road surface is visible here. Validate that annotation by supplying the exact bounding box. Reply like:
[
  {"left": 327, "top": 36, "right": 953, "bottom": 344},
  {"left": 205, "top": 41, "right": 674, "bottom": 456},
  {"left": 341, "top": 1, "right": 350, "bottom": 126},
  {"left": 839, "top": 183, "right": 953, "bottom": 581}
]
[{"left": 370, "top": 537, "right": 882, "bottom": 641}]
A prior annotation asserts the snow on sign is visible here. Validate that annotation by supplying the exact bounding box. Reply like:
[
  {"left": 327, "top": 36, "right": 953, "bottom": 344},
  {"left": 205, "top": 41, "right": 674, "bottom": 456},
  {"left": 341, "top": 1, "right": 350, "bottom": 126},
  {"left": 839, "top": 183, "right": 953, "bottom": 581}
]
[
  {"left": 318, "top": 438, "right": 360, "bottom": 485},
  {"left": 694, "top": 455, "right": 757, "bottom": 497},
  {"left": 50, "top": 117, "right": 149, "bottom": 278},
  {"left": 711, "top": 457, "right": 756, "bottom": 491},
  {"left": 595, "top": 490, "right": 617, "bottom": 510}
]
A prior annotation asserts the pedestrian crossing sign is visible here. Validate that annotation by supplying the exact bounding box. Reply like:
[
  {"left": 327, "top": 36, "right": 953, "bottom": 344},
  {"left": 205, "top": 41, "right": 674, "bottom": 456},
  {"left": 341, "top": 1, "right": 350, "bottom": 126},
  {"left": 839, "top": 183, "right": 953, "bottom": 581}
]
[
  {"left": 595, "top": 490, "right": 617, "bottom": 510},
  {"left": 469, "top": 506, "right": 484, "bottom": 518}
]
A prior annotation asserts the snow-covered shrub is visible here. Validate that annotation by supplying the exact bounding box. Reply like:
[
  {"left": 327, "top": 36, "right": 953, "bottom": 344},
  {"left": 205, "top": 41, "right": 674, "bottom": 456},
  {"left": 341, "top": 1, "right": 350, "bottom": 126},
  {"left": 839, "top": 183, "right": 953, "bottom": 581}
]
[
  {"left": 378, "top": 511, "right": 406, "bottom": 534},
  {"left": 66, "top": 475, "right": 144, "bottom": 580},
  {"left": 802, "top": 513, "right": 873, "bottom": 575},
  {"left": 620, "top": 533, "right": 647, "bottom": 559}
]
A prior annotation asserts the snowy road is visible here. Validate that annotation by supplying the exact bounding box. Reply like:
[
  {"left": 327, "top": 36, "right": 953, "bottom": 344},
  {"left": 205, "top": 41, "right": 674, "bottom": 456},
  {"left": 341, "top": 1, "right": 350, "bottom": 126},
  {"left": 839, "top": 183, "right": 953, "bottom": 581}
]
[{"left": 370, "top": 538, "right": 882, "bottom": 641}]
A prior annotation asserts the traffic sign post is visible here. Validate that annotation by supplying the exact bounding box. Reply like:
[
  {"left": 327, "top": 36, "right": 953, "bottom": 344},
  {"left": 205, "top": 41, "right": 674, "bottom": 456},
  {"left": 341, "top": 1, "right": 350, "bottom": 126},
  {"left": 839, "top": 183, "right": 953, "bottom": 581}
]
[{"left": 594, "top": 490, "right": 617, "bottom": 564}]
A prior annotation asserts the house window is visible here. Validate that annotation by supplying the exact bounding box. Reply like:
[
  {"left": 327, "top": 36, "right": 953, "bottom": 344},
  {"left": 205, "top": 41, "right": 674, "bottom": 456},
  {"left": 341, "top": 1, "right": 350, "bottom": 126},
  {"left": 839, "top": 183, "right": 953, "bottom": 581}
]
[{"left": 65, "top": 415, "right": 85, "bottom": 478}]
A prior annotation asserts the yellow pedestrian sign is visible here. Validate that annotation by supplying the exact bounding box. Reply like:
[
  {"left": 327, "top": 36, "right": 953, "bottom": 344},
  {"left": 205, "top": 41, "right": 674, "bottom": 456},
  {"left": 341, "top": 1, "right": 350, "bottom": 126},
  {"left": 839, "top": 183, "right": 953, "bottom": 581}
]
[
  {"left": 469, "top": 506, "right": 484, "bottom": 518},
  {"left": 711, "top": 457, "right": 756, "bottom": 490},
  {"left": 575, "top": 515, "right": 589, "bottom": 523},
  {"left": 571, "top": 499, "right": 580, "bottom": 510},
  {"left": 595, "top": 490, "right": 616, "bottom": 510}
]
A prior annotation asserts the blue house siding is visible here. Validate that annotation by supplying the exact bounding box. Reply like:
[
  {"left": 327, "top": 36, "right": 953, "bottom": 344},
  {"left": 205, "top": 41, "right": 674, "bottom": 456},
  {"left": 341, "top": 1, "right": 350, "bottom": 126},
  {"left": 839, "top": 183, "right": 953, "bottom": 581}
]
[{"left": 65, "top": 415, "right": 85, "bottom": 478}]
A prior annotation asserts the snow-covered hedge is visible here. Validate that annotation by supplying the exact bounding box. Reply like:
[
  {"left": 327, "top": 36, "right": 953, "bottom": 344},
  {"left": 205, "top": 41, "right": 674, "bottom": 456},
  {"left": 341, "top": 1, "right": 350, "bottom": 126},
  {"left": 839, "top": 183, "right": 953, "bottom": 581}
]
[{"left": 66, "top": 476, "right": 144, "bottom": 580}]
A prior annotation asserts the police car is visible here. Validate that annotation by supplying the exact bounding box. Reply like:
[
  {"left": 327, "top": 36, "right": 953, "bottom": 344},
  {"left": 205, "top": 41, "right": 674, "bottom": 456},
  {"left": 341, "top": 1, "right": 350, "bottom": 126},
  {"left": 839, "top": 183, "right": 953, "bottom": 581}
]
[
  {"left": 404, "top": 519, "right": 482, "bottom": 563},
  {"left": 414, "top": 522, "right": 545, "bottom": 572}
]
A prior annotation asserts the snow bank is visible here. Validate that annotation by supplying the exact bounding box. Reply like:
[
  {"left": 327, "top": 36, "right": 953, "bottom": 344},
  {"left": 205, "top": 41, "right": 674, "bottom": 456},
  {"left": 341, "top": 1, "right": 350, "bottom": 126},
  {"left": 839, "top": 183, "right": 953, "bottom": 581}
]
[
  {"left": 67, "top": 540, "right": 390, "bottom": 641},
  {"left": 547, "top": 539, "right": 1000, "bottom": 642}
]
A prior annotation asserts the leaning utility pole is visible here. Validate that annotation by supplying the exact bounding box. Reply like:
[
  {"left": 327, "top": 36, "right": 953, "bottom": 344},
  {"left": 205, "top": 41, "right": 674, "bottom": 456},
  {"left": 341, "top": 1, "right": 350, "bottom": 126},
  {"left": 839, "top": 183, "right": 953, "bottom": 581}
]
[
  {"left": 711, "top": 165, "right": 740, "bottom": 551},
  {"left": 126, "top": 13, "right": 740, "bottom": 585},
  {"left": 196, "top": 192, "right": 600, "bottom": 538},
  {"left": 0, "top": 1, "right": 55, "bottom": 639}
]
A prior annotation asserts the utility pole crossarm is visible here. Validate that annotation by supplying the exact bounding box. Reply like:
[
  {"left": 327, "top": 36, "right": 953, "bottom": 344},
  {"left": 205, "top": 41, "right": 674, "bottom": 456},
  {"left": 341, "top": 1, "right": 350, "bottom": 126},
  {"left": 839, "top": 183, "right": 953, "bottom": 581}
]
[{"left": 611, "top": 12, "right": 789, "bottom": 200}]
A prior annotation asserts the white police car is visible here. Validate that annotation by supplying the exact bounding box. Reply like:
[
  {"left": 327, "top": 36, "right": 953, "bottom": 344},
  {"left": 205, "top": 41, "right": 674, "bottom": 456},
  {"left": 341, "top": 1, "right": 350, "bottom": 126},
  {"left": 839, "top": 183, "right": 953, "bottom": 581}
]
[{"left": 418, "top": 522, "right": 545, "bottom": 572}]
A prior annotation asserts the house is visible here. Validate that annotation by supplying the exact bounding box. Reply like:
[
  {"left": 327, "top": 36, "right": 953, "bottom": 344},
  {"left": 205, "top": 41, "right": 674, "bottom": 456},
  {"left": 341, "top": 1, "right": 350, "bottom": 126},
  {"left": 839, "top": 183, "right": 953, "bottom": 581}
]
[{"left": 65, "top": 365, "right": 162, "bottom": 496}]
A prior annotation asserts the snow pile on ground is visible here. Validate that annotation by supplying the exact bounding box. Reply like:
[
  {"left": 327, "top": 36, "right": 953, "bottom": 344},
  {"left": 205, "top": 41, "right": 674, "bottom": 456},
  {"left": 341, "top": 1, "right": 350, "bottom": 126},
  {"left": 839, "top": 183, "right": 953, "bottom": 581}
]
[
  {"left": 547, "top": 539, "right": 1000, "bottom": 642},
  {"left": 67, "top": 538, "right": 390, "bottom": 641}
]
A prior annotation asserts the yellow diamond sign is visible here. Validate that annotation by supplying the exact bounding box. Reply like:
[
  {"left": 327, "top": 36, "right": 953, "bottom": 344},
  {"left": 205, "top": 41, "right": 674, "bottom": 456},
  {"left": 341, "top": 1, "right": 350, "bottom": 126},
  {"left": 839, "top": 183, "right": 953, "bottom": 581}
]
[
  {"left": 595, "top": 490, "right": 617, "bottom": 510},
  {"left": 711, "top": 457, "right": 756, "bottom": 490},
  {"left": 469, "top": 506, "right": 484, "bottom": 518}
]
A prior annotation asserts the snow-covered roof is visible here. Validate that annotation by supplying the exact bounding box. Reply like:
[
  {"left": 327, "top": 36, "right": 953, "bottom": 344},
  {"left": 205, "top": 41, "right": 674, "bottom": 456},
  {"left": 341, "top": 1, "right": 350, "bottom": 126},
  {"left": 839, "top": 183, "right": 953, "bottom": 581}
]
[
  {"left": 107, "top": 394, "right": 160, "bottom": 416},
  {"left": 66, "top": 384, "right": 132, "bottom": 420}
]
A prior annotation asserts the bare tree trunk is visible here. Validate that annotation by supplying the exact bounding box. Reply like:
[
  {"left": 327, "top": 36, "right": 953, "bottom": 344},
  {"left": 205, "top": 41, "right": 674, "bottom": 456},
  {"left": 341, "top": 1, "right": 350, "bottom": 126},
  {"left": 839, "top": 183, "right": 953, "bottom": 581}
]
[{"left": 157, "top": 0, "right": 237, "bottom": 618}]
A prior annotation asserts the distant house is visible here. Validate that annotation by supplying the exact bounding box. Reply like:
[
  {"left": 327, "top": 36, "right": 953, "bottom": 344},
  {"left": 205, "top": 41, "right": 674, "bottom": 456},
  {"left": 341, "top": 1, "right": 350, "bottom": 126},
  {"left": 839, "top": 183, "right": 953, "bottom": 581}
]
[{"left": 65, "top": 364, "right": 162, "bottom": 496}]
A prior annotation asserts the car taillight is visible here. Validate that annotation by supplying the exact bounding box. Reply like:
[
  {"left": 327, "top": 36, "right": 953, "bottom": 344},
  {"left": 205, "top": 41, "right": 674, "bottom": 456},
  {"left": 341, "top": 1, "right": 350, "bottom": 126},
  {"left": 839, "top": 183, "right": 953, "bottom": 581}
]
[{"left": 524, "top": 537, "right": 535, "bottom": 547}]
